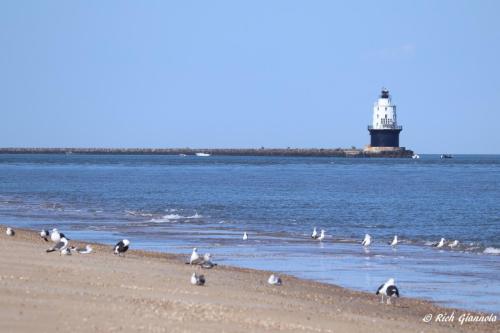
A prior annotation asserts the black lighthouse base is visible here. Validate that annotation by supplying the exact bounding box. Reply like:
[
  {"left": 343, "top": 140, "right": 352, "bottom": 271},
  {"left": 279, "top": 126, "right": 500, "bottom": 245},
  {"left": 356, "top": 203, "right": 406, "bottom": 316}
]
[{"left": 368, "top": 128, "right": 402, "bottom": 147}]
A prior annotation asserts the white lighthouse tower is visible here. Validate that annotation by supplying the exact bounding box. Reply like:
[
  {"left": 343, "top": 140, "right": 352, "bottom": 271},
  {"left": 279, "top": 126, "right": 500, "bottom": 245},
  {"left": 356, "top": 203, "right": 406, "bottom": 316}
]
[{"left": 367, "top": 88, "right": 402, "bottom": 148}]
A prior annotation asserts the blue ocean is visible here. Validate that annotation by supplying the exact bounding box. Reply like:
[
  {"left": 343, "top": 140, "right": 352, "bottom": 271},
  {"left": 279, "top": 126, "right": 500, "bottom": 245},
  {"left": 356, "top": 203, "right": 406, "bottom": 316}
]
[{"left": 1, "top": 154, "right": 499, "bottom": 313}]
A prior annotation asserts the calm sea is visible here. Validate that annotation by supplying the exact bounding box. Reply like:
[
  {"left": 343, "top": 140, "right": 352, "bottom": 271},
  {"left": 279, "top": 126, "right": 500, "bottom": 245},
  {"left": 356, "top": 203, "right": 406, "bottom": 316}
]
[{"left": 1, "top": 154, "right": 499, "bottom": 313}]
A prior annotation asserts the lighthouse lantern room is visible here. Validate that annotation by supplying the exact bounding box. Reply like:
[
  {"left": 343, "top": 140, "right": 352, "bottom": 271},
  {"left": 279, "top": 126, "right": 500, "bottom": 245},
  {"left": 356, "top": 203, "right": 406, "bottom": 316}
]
[{"left": 368, "top": 88, "right": 402, "bottom": 147}]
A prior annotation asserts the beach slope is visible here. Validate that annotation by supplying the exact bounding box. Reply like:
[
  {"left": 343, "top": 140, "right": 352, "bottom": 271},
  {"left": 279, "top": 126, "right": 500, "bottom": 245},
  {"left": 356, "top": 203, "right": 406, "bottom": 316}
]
[{"left": 0, "top": 228, "right": 496, "bottom": 333}]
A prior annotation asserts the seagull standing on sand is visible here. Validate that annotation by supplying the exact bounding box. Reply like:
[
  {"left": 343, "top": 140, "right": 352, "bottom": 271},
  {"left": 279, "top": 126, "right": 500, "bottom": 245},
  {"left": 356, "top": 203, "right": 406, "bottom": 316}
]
[
  {"left": 6, "top": 227, "right": 15, "bottom": 236},
  {"left": 50, "top": 229, "right": 61, "bottom": 243},
  {"left": 46, "top": 236, "right": 69, "bottom": 253},
  {"left": 311, "top": 227, "right": 318, "bottom": 239},
  {"left": 190, "top": 273, "right": 205, "bottom": 286},
  {"left": 435, "top": 238, "right": 445, "bottom": 248},
  {"left": 389, "top": 235, "right": 398, "bottom": 247},
  {"left": 71, "top": 245, "right": 93, "bottom": 254},
  {"left": 362, "top": 234, "right": 372, "bottom": 247},
  {"left": 376, "top": 278, "right": 400, "bottom": 304},
  {"left": 114, "top": 239, "right": 129, "bottom": 256},
  {"left": 243, "top": 232, "right": 248, "bottom": 240},
  {"left": 448, "top": 240, "right": 459, "bottom": 248},
  {"left": 40, "top": 229, "right": 49, "bottom": 241},
  {"left": 189, "top": 248, "right": 203, "bottom": 265},
  {"left": 268, "top": 274, "right": 282, "bottom": 286},
  {"left": 317, "top": 229, "right": 325, "bottom": 241}
]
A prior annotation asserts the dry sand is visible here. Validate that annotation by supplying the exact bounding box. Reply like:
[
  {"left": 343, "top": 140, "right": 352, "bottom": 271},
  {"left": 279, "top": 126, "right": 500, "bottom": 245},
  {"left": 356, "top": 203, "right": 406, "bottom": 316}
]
[{"left": 0, "top": 227, "right": 497, "bottom": 333}]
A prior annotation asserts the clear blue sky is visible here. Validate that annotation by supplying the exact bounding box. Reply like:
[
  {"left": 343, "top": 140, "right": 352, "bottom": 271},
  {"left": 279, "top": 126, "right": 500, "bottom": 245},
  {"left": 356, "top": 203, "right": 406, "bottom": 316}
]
[{"left": 1, "top": 1, "right": 499, "bottom": 153}]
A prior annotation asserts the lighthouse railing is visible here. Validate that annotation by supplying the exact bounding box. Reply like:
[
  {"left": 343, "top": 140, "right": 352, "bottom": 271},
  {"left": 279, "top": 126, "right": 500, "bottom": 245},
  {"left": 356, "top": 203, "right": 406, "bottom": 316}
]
[{"left": 368, "top": 125, "right": 402, "bottom": 130}]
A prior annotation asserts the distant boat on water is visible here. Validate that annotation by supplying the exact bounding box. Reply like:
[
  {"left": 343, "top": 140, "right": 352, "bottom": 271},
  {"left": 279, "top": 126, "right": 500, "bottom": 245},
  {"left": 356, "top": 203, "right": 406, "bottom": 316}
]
[
  {"left": 440, "top": 154, "right": 453, "bottom": 159},
  {"left": 412, "top": 154, "right": 420, "bottom": 159},
  {"left": 195, "top": 152, "right": 211, "bottom": 157}
]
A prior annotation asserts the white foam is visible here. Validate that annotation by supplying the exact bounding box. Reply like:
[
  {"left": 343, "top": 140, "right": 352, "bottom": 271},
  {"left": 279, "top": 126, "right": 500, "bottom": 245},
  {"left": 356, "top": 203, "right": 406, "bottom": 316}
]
[
  {"left": 483, "top": 247, "right": 500, "bottom": 255},
  {"left": 150, "top": 213, "right": 203, "bottom": 223},
  {"left": 126, "top": 210, "right": 153, "bottom": 217}
]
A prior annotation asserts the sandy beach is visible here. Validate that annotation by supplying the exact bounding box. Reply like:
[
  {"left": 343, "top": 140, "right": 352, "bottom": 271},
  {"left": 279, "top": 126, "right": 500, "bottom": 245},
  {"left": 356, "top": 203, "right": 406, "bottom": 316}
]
[{"left": 0, "top": 227, "right": 497, "bottom": 333}]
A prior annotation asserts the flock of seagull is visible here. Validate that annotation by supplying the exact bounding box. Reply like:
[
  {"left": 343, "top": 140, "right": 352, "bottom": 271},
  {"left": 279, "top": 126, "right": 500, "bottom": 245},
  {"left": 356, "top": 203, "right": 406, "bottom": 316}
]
[{"left": 6, "top": 225, "right": 462, "bottom": 304}]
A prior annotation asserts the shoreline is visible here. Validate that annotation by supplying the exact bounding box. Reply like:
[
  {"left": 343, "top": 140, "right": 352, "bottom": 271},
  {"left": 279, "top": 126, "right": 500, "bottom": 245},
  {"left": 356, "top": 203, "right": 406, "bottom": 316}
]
[{"left": 1, "top": 226, "right": 497, "bottom": 332}]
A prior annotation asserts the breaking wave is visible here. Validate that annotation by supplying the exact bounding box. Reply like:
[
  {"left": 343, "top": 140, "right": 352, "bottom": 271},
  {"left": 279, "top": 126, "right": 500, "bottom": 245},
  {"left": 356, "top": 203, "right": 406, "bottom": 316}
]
[{"left": 150, "top": 213, "right": 203, "bottom": 223}]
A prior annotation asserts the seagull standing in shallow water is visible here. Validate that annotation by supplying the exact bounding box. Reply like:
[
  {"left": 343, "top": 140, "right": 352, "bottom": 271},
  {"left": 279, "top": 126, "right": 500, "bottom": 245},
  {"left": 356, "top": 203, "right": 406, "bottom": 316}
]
[
  {"left": 243, "top": 232, "right": 248, "bottom": 240},
  {"left": 311, "top": 227, "right": 318, "bottom": 239},
  {"left": 362, "top": 234, "right": 372, "bottom": 247},
  {"left": 448, "top": 240, "right": 459, "bottom": 248},
  {"left": 268, "top": 274, "right": 282, "bottom": 286},
  {"left": 317, "top": 229, "right": 325, "bottom": 241},
  {"left": 390, "top": 235, "right": 398, "bottom": 247},
  {"left": 190, "top": 273, "right": 205, "bottom": 286},
  {"left": 114, "top": 239, "right": 129, "bottom": 256},
  {"left": 6, "top": 227, "right": 15, "bottom": 236},
  {"left": 376, "top": 278, "right": 400, "bottom": 304},
  {"left": 435, "top": 238, "right": 445, "bottom": 248}
]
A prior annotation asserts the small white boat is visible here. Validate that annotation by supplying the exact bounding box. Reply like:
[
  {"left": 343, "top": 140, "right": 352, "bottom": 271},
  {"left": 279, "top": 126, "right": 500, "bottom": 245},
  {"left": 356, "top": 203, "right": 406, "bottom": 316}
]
[
  {"left": 412, "top": 154, "right": 420, "bottom": 159},
  {"left": 195, "top": 153, "right": 211, "bottom": 157}
]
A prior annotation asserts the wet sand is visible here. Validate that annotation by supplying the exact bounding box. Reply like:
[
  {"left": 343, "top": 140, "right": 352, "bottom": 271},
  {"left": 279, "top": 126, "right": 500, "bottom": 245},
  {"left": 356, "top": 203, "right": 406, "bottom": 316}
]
[{"left": 0, "top": 227, "right": 497, "bottom": 333}]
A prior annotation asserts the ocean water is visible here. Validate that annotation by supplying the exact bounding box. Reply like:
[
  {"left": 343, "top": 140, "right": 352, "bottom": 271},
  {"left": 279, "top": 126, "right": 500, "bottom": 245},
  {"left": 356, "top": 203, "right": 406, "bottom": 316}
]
[{"left": 0, "top": 154, "right": 499, "bottom": 313}]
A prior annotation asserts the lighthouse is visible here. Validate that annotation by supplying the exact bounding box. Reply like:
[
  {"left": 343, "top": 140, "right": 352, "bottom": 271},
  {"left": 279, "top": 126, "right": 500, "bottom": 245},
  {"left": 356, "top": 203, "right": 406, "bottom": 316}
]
[{"left": 367, "top": 88, "right": 402, "bottom": 148}]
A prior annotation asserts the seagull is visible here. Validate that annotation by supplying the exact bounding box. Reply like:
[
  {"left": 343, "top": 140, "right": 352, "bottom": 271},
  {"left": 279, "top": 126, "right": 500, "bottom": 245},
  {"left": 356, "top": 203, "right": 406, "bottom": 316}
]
[
  {"left": 46, "top": 236, "right": 69, "bottom": 253},
  {"left": 60, "top": 247, "right": 72, "bottom": 256},
  {"left": 435, "top": 238, "right": 445, "bottom": 248},
  {"left": 200, "top": 253, "right": 216, "bottom": 269},
  {"left": 243, "top": 232, "right": 248, "bottom": 240},
  {"left": 311, "top": 227, "right": 318, "bottom": 239},
  {"left": 6, "top": 227, "right": 15, "bottom": 236},
  {"left": 389, "top": 235, "right": 398, "bottom": 247},
  {"left": 376, "top": 278, "right": 399, "bottom": 304},
  {"left": 317, "top": 229, "right": 325, "bottom": 241},
  {"left": 189, "top": 248, "right": 204, "bottom": 265},
  {"left": 50, "top": 228, "right": 61, "bottom": 242},
  {"left": 40, "top": 229, "right": 49, "bottom": 241},
  {"left": 71, "top": 245, "right": 93, "bottom": 254},
  {"left": 361, "top": 234, "right": 372, "bottom": 247},
  {"left": 268, "top": 274, "right": 282, "bottom": 286},
  {"left": 448, "top": 240, "right": 459, "bottom": 248},
  {"left": 114, "top": 239, "right": 129, "bottom": 256},
  {"left": 190, "top": 273, "right": 205, "bottom": 286}
]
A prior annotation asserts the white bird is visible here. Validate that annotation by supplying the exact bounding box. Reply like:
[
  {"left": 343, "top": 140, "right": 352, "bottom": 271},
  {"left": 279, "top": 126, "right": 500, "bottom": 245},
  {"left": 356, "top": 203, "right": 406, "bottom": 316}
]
[
  {"left": 311, "top": 227, "right": 318, "bottom": 239},
  {"left": 189, "top": 248, "right": 203, "bottom": 265},
  {"left": 190, "top": 273, "right": 205, "bottom": 286},
  {"left": 114, "top": 239, "right": 130, "bottom": 255},
  {"left": 390, "top": 235, "right": 398, "bottom": 247},
  {"left": 60, "top": 247, "right": 72, "bottom": 256},
  {"left": 435, "top": 238, "right": 445, "bottom": 248},
  {"left": 317, "top": 229, "right": 325, "bottom": 241},
  {"left": 6, "top": 227, "right": 15, "bottom": 236},
  {"left": 376, "top": 278, "right": 399, "bottom": 304},
  {"left": 243, "top": 232, "right": 248, "bottom": 240},
  {"left": 50, "top": 228, "right": 61, "bottom": 243},
  {"left": 448, "top": 240, "right": 459, "bottom": 248},
  {"left": 46, "top": 236, "right": 69, "bottom": 253},
  {"left": 268, "top": 274, "right": 282, "bottom": 286},
  {"left": 71, "top": 245, "right": 93, "bottom": 254},
  {"left": 361, "top": 234, "right": 372, "bottom": 247},
  {"left": 40, "top": 229, "right": 49, "bottom": 241}
]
